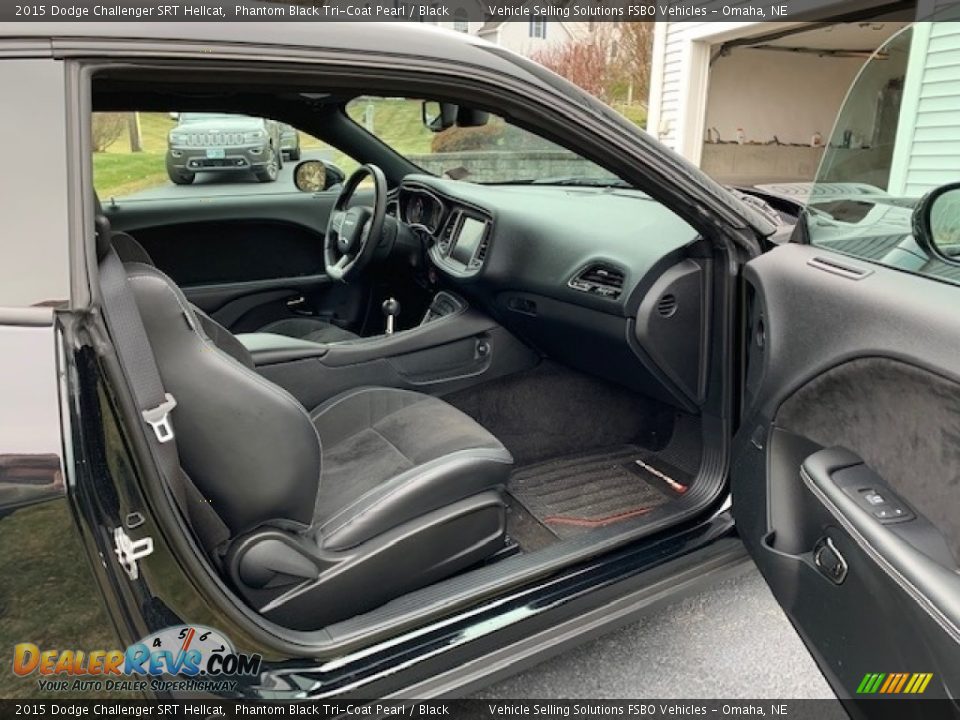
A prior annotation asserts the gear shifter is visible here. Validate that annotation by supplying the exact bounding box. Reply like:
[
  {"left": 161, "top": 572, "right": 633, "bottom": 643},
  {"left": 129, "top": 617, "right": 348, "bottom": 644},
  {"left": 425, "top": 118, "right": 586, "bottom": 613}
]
[{"left": 382, "top": 297, "right": 400, "bottom": 335}]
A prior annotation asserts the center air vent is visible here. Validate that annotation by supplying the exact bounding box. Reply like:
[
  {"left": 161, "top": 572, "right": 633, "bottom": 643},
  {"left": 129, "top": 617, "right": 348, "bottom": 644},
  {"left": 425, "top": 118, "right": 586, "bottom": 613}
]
[
  {"left": 436, "top": 214, "right": 458, "bottom": 255},
  {"left": 471, "top": 236, "right": 490, "bottom": 266},
  {"left": 568, "top": 264, "right": 625, "bottom": 299},
  {"left": 657, "top": 293, "right": 678, "bottom": 317}
]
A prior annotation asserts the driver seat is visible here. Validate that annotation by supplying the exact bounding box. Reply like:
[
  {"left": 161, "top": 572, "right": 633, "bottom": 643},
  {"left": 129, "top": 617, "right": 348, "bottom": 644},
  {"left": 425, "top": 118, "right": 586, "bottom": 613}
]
[
  {"left": 98, "top": 229, "right": 511, "bottom": 629},
  {"left": 109, "top": 229, "right": 360, "bottom": 344}
]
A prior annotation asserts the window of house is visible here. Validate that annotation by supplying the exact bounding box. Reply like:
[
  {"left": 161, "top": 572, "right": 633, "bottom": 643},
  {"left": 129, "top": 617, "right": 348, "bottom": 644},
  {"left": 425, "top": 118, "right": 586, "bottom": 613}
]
[
  {"left": 529, "top": 19, "right": 547, "bottom": 39},
  {"left": 453, "top": 11, "right": 468, "bottom": 32}
]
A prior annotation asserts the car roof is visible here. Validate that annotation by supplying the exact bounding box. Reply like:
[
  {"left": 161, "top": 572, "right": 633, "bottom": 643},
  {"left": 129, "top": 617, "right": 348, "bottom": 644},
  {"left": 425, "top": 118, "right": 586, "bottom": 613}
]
[
  {"left": 5, "top": 21, "right": 499, "bottom": 63},
  {"left": 5, "top": 21, "right": 579, "bottom": 102}
]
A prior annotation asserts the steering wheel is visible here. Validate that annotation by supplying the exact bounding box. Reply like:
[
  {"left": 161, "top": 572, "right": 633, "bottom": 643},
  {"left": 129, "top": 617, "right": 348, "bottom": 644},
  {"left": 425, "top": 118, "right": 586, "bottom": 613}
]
[{"left": 324, "top": 164, "right": 387, "bottom": 282}]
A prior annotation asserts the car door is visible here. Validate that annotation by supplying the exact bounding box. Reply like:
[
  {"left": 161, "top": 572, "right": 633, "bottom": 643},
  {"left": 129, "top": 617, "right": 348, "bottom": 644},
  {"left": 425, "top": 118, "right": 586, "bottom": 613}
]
[
  {"left": 95, "top": 112, "right": 367, "bottom": 333},
  {"left": 0, "top": 56, "right": 123, "bottom": 700},
  {"left": 732, "top": 24, "right": 960, "bottom": 703}
]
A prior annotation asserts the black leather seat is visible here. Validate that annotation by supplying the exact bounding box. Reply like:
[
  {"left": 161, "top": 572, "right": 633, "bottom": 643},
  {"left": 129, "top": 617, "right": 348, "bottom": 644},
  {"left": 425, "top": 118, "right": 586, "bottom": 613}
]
[
  {"left": 110, "top": 230, "right": 360, "bottom": 344},
  {"left": 117, "top": 258, "right": 512, "bottom": 628}
]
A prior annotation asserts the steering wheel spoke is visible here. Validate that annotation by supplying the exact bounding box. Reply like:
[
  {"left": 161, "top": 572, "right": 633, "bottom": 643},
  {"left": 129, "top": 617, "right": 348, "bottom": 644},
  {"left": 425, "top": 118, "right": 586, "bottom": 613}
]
[{"left": 323, "top": 165, "right": 387, "bottom": 282}]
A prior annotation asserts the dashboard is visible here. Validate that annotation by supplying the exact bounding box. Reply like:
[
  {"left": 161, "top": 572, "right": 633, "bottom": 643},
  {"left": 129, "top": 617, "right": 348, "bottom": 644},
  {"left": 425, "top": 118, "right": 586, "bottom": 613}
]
[
  {"left": 393, "top": 175, "right": 711, "bottom": 411},
  {"left": 396, "top": 185, "right": 492, "bottom": 277}
]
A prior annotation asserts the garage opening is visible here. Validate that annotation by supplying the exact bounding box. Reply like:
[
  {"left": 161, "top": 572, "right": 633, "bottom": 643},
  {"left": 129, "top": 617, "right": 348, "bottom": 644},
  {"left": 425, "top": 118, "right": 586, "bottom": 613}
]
[{"left": 702, "top": 19, "right": 911, "bottom": 186}]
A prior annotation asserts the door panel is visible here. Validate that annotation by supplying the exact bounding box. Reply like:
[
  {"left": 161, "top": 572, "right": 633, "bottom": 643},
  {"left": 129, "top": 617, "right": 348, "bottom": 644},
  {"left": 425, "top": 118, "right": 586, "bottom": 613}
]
[
  {"left": 733, "top": 242, "right": 960, "bottom": 700},
  {"left": 103, "top": 191, "right": 370, "bottom": 332},
  {"left": 131, "top": 219, "right": 325, "bottom": 286}
]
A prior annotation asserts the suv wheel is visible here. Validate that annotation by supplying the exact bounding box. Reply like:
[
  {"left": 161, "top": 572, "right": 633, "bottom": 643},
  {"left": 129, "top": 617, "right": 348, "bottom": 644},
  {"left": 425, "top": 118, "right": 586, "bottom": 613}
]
[
  {"left": 254, "top": 147, "right": 280, "bottom": 183},
  {"left": 168, "top": 170, "right": 195, "bottom": 185}
]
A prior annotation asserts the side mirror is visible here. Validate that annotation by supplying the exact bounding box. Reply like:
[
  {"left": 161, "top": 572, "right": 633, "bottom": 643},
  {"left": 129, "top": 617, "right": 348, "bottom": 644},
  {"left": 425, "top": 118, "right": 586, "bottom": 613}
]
[
  {"left": 293, "top": 160, "right": 345, "bottom": 193},
  {"left": 913, "top": 182, "right": 960, "bottom": 266},
  {"left": 422, "top": 101, "right": 457, "bottom": 133}
]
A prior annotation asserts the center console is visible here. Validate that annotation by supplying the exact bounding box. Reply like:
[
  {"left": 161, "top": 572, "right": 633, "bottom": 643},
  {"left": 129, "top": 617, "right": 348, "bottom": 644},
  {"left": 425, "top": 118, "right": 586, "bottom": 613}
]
[
  {"left": 237, "top": 291, "right": 537, "bottom": 408},
  {"left": 420, "top": 290, "right": 466, "bottom": 325}
]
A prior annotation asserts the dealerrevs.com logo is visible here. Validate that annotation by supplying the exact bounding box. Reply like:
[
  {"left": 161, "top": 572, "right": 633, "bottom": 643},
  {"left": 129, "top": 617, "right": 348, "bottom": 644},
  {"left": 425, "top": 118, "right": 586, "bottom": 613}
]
[{"left": 12, "top": 625, "right": 262, "bottom": 693}]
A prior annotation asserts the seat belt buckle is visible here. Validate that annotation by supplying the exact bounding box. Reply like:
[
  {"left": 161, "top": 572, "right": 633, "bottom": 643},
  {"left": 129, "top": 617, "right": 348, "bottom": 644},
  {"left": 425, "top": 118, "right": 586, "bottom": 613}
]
[{"left": 142, "top": 393, "right": 177, "bottom": 443}]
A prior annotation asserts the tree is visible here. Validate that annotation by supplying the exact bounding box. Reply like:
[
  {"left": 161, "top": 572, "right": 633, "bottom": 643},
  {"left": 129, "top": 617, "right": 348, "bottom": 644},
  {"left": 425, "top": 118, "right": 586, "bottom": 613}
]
[
  {"left": 531, "top": 23, "right": 654, "bottom": 107},
  {"left": 616, "top": 22, "right": 655, "bottom": 105},
  {"left": 91, "top": 112, "right": 127, "bottom": 152},
  {"left": 531, "top": 27, "right": 619, "bottom": 102}
]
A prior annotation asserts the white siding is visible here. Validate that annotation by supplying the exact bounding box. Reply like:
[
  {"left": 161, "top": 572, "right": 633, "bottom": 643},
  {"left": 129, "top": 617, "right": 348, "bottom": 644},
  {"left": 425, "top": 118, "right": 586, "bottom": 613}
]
[
  {"left": 650, "top": 21, "right": 714, "bottom": 149},
  {"left": 890, "top": 22, "right": 960, "bottom": 195}
]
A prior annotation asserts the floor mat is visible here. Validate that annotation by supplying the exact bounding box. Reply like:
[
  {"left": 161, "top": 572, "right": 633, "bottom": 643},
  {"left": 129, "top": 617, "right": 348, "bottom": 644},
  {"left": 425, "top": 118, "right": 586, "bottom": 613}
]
[
  {"left": 505, "top": 494, "right": 558, "bottom": 553},
  {"left": 509, "top": 445, "right": 694, "bottom": 539}
]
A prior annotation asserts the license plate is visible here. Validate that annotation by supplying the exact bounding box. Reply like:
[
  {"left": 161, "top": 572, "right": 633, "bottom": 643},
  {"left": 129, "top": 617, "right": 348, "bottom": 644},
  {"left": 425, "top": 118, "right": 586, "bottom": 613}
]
[{"left": 205, "top": 148, "right": 225, "bottom": 159}]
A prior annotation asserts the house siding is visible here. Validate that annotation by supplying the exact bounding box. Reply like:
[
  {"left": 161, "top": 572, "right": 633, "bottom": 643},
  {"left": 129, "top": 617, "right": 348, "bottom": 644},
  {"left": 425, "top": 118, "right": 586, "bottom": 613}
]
[
  {"left": 890, "top": 22, "right": 960, "bottom": 194},
  {"left": 651, "top": 21, "right": 713, "bottom": 149}
]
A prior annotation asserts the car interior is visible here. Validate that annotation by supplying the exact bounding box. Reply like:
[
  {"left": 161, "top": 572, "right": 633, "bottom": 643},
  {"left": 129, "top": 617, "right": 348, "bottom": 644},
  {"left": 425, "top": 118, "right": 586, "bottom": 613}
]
[{"left": 89, "top": 66, "right": 735, "bottom": 639}]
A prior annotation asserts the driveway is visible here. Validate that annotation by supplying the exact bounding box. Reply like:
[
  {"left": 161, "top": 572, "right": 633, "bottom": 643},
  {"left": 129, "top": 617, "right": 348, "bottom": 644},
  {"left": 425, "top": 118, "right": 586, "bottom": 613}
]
[
  {"left": 477, "top": 564, "right": 835, "bottom": 699},
  {"left": 124, "top": 148, "right": 332, "bottom": 201}
]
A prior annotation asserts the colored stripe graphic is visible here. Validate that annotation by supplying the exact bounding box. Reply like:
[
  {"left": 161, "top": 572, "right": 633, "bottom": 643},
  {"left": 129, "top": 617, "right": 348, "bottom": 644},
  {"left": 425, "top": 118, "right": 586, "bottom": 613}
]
[
  {"left": 893, "top": 673, "right": 909, "bottom": 693},
  {"left": 857, "top": 672, "right": 933, "bottom": 694}
]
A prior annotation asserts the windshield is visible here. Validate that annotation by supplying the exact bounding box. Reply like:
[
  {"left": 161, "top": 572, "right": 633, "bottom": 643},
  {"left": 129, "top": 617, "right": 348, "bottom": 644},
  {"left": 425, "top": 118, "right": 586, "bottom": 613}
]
[
  {"left": 804, "top": 24, "right": 960, "bottom": 285},
  {"left": 345, "top": 97, "right": 624, "bottom": 186}
]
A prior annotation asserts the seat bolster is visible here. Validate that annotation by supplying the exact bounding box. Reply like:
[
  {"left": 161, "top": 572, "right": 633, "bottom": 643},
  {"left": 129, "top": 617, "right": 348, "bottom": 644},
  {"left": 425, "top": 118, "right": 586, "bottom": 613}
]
[{"left": 317, "top": 447, "right": 512, "bottom": 551}]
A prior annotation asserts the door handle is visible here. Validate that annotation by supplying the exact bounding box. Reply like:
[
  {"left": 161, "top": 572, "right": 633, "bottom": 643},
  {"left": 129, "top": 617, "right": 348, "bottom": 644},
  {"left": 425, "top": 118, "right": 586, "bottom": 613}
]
[{"left": 285, "top": 295, "right": 316, "bottom": 316}]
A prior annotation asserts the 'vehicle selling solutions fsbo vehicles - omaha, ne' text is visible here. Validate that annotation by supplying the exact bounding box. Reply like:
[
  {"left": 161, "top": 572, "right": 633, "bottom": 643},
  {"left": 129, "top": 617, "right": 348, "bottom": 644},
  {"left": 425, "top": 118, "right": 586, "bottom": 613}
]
[{"left": 0, "top": 16, "right": 959, "bottom": 709}]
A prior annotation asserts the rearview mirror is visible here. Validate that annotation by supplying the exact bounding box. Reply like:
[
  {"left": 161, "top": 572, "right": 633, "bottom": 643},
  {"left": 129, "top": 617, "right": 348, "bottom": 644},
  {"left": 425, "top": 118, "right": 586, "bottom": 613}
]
[
  {"left": 422, "top": 101, "right": 457, "bottom": 133},
  {"left": 421, "top": 101, "right": 489, "bottom": 132},
  {"left": 293, "top": 159, "right": 345, "bottom": 193},
  {"left": 913, "top": 182, "right": 960, "bottom": 266}
]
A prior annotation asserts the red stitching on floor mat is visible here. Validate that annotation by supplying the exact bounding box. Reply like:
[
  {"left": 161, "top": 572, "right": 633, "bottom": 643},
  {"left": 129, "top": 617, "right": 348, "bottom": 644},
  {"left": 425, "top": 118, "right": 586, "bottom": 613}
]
[{"left": 543, "top": 506, "right": 653, "bottom": 528}]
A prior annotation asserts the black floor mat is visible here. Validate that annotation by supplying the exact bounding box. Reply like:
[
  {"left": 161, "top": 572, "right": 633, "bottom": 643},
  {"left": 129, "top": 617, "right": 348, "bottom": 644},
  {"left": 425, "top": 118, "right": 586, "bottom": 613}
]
[
  {"left": 509, "top": 445, "right": 694, "bottom": 539},
  {"left": 505, "top": 494, "right": 558, "bottom": 553}
]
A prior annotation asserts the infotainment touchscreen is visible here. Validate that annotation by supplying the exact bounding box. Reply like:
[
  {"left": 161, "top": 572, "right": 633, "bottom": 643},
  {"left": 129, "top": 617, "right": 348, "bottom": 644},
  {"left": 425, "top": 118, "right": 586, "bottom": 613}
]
[{"left": 450, "top": 217, "right": 486, "bottom": 265}]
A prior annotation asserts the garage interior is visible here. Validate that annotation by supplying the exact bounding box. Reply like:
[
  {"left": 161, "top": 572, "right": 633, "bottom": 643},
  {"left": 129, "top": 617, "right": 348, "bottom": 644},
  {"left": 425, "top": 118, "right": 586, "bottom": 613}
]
[{"left": 702, "top": 18, "right": 911, "bottom": 186}]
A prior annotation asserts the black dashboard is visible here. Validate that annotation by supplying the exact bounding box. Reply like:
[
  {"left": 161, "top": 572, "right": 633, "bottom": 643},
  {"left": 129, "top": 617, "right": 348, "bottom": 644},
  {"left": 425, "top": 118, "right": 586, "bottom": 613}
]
[{"left": 392, "top": 174, "right": 712, "bottom": 411}]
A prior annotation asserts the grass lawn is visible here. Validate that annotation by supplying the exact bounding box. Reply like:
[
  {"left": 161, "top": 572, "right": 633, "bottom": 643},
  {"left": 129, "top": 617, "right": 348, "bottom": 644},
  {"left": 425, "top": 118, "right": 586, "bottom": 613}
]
[
  {"left": 94, "top": 112, "right": 173, "bottom": 198},
  {"left": 93, "top": 152, "right": 168, "bottom": 199}
]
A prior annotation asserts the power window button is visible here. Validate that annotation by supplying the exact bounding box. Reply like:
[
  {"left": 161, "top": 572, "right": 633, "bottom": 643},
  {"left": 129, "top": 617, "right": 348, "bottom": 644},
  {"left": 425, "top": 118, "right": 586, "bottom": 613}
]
[
  {"left": 873, "top": 506, "right": 909, "bottom": 520},
  {"left": 863, "top": 492, "right": 886, "bottom": 506}
]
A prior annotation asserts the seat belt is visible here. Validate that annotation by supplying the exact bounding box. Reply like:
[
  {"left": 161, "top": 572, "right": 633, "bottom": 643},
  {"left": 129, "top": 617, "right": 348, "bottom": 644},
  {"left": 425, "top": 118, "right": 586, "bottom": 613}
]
[{"left": 97, "top": 249, "right": 229, "bottom": 557}]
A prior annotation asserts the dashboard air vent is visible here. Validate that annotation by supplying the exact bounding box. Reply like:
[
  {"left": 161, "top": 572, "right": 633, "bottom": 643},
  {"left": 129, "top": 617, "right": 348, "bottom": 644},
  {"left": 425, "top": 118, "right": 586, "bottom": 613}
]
[
  {"left": 568, "top": 264, "right": 625, "bottom": 298},
  {"left": 436, "top": 214, "right": 457, "bottom": 255},
  {"left": 657, "top": 293, "right": 678, "bottom": 317},
  {"left": 472, "top": 236, "right": 490, "bottom": 265}
]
